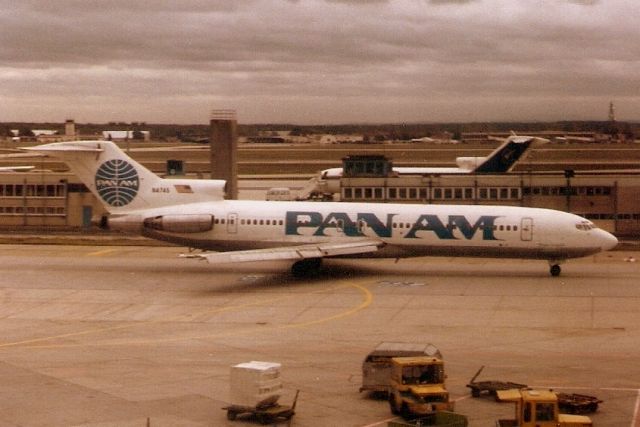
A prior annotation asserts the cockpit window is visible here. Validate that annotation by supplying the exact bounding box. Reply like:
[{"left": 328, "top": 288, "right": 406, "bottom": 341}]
[{"left": 576, "top": 221, "right": 597, "bottom": 231}]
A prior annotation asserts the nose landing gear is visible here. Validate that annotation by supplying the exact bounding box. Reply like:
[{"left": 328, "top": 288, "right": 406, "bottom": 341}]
[{"left": 548, "top": 260, "right": 565, "bottom": 277}]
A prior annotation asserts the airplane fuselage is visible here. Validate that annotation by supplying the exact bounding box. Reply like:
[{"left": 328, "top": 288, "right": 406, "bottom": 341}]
[{"left": 134, "top": 200, "right": 614, "bottom": 261}]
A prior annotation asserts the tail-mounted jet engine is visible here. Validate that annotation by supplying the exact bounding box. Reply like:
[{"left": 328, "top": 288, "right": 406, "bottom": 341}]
[{"left": 97, "top": 214, "right": 214, "bottom": 233}]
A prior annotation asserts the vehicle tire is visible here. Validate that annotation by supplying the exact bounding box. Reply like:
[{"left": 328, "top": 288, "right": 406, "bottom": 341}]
[
  {"left": 388, "top": 395, "right": 399, "bottom": 415},
  {"left": 550, "top": 264, "right": 561, "bottom": 276},
  {"left": 226, "top": 410, "right": 237, "bottom": 421},
  {"left": 400, "top": 403, "right": 411, "bottom": 420},
  {"left": 471, "top": 387, "right": 480, "bottom": 398}
]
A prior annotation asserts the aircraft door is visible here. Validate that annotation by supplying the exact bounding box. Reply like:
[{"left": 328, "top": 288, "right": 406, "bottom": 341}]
[
  {"left": 521, "top": 217, "right": 533, "bottom": 241},
  {"left": 227, "top": 213, "right": 238, "bottom": 234}
]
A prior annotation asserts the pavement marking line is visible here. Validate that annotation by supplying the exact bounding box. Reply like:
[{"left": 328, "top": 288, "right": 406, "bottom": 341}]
[
  {"left": 0, "top": 279, "right": 373, "bottom": 349},
  {"left": 633, "top": 389, "right": 640, "bottom": 427},
  {"left": 0, "top": 323, "right": 141, "bottom": 349},
  {"left": 283, "top": 281, "right": 372, "bottom": 329},
  {"left": 86, "top": 248, "right": 119, "bottom": 257},
  {"left": 0, "top": 291, "right": 298, "bottom": 349},
  {"left": 360, "top": 416, "right": 399, "bottom": 427}
]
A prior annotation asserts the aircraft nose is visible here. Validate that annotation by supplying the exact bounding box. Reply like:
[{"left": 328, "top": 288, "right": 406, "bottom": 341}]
[{"left": 597, "top": 229, "right": 618, "bottom": 251}]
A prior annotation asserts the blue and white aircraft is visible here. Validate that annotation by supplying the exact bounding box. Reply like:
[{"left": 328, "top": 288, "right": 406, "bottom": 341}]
[
  {"left": 319, "top": 134, "right": 548, "bottom": 181},
  {"left": 24, "top": 141, "right": 618, "bottom": 277}
]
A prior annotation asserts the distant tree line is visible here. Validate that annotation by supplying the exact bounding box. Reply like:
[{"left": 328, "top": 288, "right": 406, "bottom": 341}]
[{"left": 1, "top": 120, "right": 637, "bottom": 141}]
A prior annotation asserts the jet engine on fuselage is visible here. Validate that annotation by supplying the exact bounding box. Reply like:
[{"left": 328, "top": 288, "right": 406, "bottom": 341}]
[{"left": 96, "top": 214, "right": 214, "bottom": 234}]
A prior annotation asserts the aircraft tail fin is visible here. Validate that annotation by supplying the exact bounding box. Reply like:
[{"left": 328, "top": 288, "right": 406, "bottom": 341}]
[
  {"left": 23, "top": 141, "right": 226, "bottom": 213},
  {"left": 472, "top": 135, "right": 548, "bottom": 173}
]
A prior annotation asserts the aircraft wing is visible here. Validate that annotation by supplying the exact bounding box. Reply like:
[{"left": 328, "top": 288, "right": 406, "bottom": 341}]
[{"left": 186, "top": 239, "right": 385, "bottom": 264}]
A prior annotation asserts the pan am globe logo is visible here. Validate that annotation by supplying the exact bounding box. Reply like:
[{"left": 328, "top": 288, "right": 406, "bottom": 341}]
[{"left": 95, "top": 159, "right": 140, "bottom": 207}]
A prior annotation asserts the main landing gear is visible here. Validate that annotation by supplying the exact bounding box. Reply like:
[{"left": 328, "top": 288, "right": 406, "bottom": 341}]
[{"left": 291, "top": 258, "right": 323, "bottom": 277}]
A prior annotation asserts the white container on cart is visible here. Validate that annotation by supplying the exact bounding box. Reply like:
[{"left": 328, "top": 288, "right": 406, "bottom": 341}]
[{"left": 230, "top": 361, "right": 283, "bottom": 408}]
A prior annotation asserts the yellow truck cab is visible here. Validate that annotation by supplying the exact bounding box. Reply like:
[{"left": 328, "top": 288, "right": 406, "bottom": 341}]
[
  {"left": 388, "top": 356, "right": 453, "bottom": 419},
  {"left": 496, "top": 389, "right": 592, "bottom": 427}
]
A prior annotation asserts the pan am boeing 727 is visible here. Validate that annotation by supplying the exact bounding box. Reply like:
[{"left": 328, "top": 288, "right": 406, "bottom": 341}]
[{"left": 24, "top": 141, "right": 618, "bottom": 277}]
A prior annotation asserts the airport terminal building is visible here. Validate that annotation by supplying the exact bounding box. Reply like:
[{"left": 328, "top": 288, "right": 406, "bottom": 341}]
[{"left": 0, "top": 171, "right": 103, "bottom": 229}]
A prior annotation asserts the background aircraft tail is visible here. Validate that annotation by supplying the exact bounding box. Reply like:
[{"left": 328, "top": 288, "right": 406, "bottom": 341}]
[
  {"left": 472, "top": 135, "right": 548, "bottom": 173},
  {"left": 23, "top": 141, "right": 226, "bottom": 213}
]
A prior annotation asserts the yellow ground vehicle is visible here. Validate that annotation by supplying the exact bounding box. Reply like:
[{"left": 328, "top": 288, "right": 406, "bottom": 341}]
[
  {"left": 496, "top": 389, "right": 593, "bottom": 427},
  {"left": 388, "top": 356, "right": 454, "bottom": 419},
  {"left": 360, "top": 342, "right": 442, "bottom": 395}
]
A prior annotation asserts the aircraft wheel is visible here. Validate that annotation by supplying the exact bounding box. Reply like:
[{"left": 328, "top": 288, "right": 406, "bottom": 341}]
[
  {"left": 550, "top": 264, "right": 561, "bottom": 277},
  {"left": 291, "top": 258, "right": 322, "bottom": 277}
]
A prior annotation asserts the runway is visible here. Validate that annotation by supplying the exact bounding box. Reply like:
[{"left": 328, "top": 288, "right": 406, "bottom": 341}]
[{"left": 0, "top": 244, "right": 638, "bottom": 426}]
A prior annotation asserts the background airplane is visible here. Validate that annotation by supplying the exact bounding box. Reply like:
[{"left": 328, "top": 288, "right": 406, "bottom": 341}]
[{"left": 318, "top": 134, "right": 548, "bottom": 181}]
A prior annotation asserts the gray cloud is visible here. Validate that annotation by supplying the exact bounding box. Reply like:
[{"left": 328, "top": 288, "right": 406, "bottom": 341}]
[{"left": 0, "top": 0, "right": 638, "bottom": 124}]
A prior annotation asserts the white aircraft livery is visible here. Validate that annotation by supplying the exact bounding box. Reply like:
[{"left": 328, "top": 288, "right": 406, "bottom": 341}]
[{"left": 24, "top": 141, "right": 618, "bottom": 277}]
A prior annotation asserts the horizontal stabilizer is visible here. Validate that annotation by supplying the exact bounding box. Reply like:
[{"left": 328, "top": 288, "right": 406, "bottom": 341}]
[
  {"left": 185, "top": 239, "right": 384, "bottom": 264},
  {"left": 22, "top": 143, "right": 104, "bottom": 154}
]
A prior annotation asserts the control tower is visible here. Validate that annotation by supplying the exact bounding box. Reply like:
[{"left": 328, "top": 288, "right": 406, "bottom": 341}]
[
  {"left": 210, "top": 109, "right": 238, "bottom": 199},
  {"left": 608, "top": 101, "right": 616, "bottom": 123}
]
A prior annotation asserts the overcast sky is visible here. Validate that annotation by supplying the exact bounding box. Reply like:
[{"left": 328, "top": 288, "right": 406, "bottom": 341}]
[{"left": 1, "top": 0, "right": 639, "bottom": 124}]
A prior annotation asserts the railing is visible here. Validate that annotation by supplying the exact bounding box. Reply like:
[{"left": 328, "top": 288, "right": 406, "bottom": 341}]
[{"left": 210, "top": 109, "right": 237, "bottom": 121}]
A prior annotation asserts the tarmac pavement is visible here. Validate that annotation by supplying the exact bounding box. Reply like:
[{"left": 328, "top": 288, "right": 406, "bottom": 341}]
[{"left": 0, "top": 244, "right": 638, "bottom": 426}]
